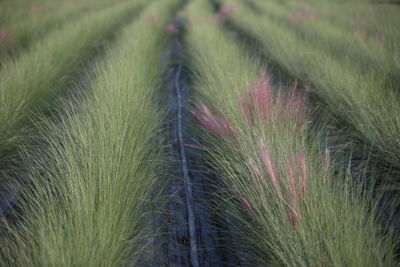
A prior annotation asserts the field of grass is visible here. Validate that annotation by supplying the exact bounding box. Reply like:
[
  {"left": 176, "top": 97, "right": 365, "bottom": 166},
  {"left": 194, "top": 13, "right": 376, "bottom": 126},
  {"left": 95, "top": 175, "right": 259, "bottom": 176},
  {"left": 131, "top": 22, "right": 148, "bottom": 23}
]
[
  {"left": 222, "top": 0, "right": 400, "bottom": 173},
  {"left": 0, "top": 0, "right": 399, "bottom": 266},
  {"left": 184, "top": 0, "right": 396, "bottom": 265},
  {"left": 0, "top": 0, "right": 128, "bottom": 61},
  {"left": 1, "top": 0, "right": 180, "bottom": 265},
  {"left": 0, "top": 0, "right": 147, "bottom": 176}
]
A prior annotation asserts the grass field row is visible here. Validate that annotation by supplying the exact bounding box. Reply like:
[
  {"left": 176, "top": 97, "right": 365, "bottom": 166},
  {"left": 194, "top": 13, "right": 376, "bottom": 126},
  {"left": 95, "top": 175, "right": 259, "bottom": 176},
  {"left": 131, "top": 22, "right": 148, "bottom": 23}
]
[
  {"left": 250, "top": 0, "right": 400, "bottom": 83},
  {"left": 1, "top": 0, "right": 180, "bottom": 265},
  {"left": 0, "top": 0, "right": 132, "bottom": 61},
  {"left": 222, "top": 0, "right": 400, "bottom": 173},
  {"left": 185, "top": 0, "right": 396, "bottom": 265},
  {"left": 0, "top": 0, "right": 399, "bottom": 265},
  {"left": 0, "top": 0, "right": 147, "bottom": 175}
]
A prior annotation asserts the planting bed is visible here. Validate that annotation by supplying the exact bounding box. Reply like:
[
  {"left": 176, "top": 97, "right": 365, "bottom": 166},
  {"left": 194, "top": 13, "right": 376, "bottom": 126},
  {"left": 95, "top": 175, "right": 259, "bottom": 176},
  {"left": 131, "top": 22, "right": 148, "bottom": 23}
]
[{"left": 0, "top": 0, "right": 399, "bottom": 266}]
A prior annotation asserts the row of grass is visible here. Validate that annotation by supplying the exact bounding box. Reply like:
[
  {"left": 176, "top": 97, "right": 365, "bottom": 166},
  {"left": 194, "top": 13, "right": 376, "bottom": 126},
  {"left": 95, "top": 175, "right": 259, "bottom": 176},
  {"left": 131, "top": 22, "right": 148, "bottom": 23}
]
[
  {"left": 0, "top": 0, "right": 180, "bottom": 265},
  {"left": 183, "top": 0, "right": 396, "bottom": 265},
  {"left": 0, "top": 0, "right": 147, "bottom": 175},
  {"left": 221, "top": 0, "right": 400, "bottom": 173},
  {"left": 252, "top": 0, "right": 400, "bottom": 41},
  {"left": 296, "top": 0, "right": 400, "bottom": 42},
  {"left": 250, "top": 0, "right": 400, "bottom": 83},
  {"left": 0, "top": 0, "right": 126, "bottom": 61},
  {"left": 0, "top": 0, "right": 123, "bottom": 26}
]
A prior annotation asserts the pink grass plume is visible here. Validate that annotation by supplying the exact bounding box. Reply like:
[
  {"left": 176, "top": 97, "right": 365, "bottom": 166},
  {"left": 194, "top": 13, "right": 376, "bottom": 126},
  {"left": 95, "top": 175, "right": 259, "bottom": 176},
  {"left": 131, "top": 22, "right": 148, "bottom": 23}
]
[
  {"left": 288, "top": 162, "right": 298, "bottom": 197},
  {"left": 248, "top": 159, "right": 268, "bottom": 190},
  {"left": 299, "top": 153, "right": 308, "bottom": 198},
  {"left": 287, "top": 162, "right": 301, "bottom": 230},
  {"left": 241, "top": 196, "right": 255, "bottom": 216},
  {"left": 191, "top": 104, "right": 235, "bottom": 136},
  {"left": 240, "top": 74, "right": 273, "bottom": 123},
  {"left": 241, "top": 74, "right": 308, "bottom": 128},
  {"left": 218, "top": 5, "right": 235, "bottom": 23},
  {"left": 287, "top": 154, "right": 308, "bottom": 229},
  {"left": 166, "top": 24, "right": 177, "bottom": 34},
  {"left": 259, "top": 139, "right": 280, "bottom": 193},
  {"left": 285, "top": 82, "right": 309, "bottom": 131}
]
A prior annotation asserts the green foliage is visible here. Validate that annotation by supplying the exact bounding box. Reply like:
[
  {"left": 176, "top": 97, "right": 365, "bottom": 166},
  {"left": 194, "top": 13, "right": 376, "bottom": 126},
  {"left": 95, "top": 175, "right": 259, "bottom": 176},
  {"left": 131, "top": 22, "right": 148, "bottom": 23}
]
[
  {"left": 0, "top": 0, "right": 398, "bottom": 265},
  {"left": 0, "top": 0, "right": 127, "bottom": 60},
  {"left": 0, "top": 0, "right": 180, "bottom": 265},
  {"left": 223, "top": 0, "right": 400, "bottom": 171},
  {"left": 251, "top": 0, "right": 400, "bottom": 79},
  {"left": 0, "top": 0, "right": 145, "bottom": 171},
  {"left": 184, "top": 0, "right": 396, "bottom": 265}
]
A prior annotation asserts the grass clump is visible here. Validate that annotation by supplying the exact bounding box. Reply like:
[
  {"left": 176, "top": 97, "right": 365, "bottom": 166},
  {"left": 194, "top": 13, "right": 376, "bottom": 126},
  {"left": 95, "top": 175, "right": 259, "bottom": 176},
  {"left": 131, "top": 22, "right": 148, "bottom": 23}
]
[
  {"left": 0, "top": 0, "right": 146, "bottom": 172},
  {"left": 221, "top": 0, "right": 400, "bottom": 172},
  {"left": 250, "top": 0, "right": 400, "bottom": 82},
  {"left": 184, "top": 0, "right": 397, "bottom": 265},
  {"left": 0, "top": 0, "right": 127, "bottom": 61},
  {"left": 0, "top": 0, "right": 180, "bottom": 265}
]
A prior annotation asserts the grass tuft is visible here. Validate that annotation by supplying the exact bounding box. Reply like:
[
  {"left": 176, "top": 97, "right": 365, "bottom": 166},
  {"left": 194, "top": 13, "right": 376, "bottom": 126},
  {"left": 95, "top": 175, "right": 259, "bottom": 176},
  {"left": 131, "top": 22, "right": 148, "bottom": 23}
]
[
  {"left": 184, "top": 0, "right": 397, "bottom": 265},
  {"left": 0, "top": 0, "right": 180, "bottom": 265}
]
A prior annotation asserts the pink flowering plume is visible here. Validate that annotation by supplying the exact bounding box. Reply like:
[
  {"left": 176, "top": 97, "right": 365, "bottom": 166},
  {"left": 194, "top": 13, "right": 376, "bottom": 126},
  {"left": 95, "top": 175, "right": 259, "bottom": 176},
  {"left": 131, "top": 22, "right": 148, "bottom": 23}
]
[
  {"left": 191, "top": 73, "right": 311, "bottom": 229},
  {"left": 248, "top": 159, "right": 267, "bottom": 189},
  {"left": 166, "top": 24, "right": 177, "bottom": 34},
  {"left": 299, "top": 154, "right": 308, "bottom": 197},
  {"left": 285, "top": 82, "right": 309, "bottom": 131},
  {"left": 241, "top": 196, "right": 255, "bottom": 216},
  {"left": 191, "top": 104, "right": 235, "bottom": 136},
  {"left": 240, "top": 74, "right": 308, "bottom": 131},
  {"left": 288, "top": 153, "right": 308, "bottom": 229},
  {"left": 287, "top": 163, "right": 300, "bottom": 228},
  {"left": 218, "top": 5, "right": 235, "bottom": 23},
  {"left": 260, "top": 139, "right": 281, "bottom": 194},
  {"left": 240, "top": 74, "right": 273, "bottom": 123},
  {"left": 287, "top": 208, "right": 300, "bottom": 229},
  {"left": 257, "top": 136, "right": 309, "bottom": 229}
]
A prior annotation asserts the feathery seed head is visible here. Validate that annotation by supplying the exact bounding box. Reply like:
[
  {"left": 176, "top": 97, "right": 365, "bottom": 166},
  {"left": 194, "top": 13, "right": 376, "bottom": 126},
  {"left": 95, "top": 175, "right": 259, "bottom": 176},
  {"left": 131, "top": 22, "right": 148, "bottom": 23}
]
[
  {"left": 259, "top": 138, "right": 280, "bottom": 191},
  {"left": 191, "top": 104, "right": 235, "bottom": 136},
  {"left": 166, "top": 24, "right": 177, "bottom": 34},
  {"left": 240, "top": 74, "right": 273, "bottom": 123},
  {"left": 299, "top": 153, "right": 308, "bottom": 198},
  {"left": 218, "top": 5, "right": 235, "bottom": 23}
]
